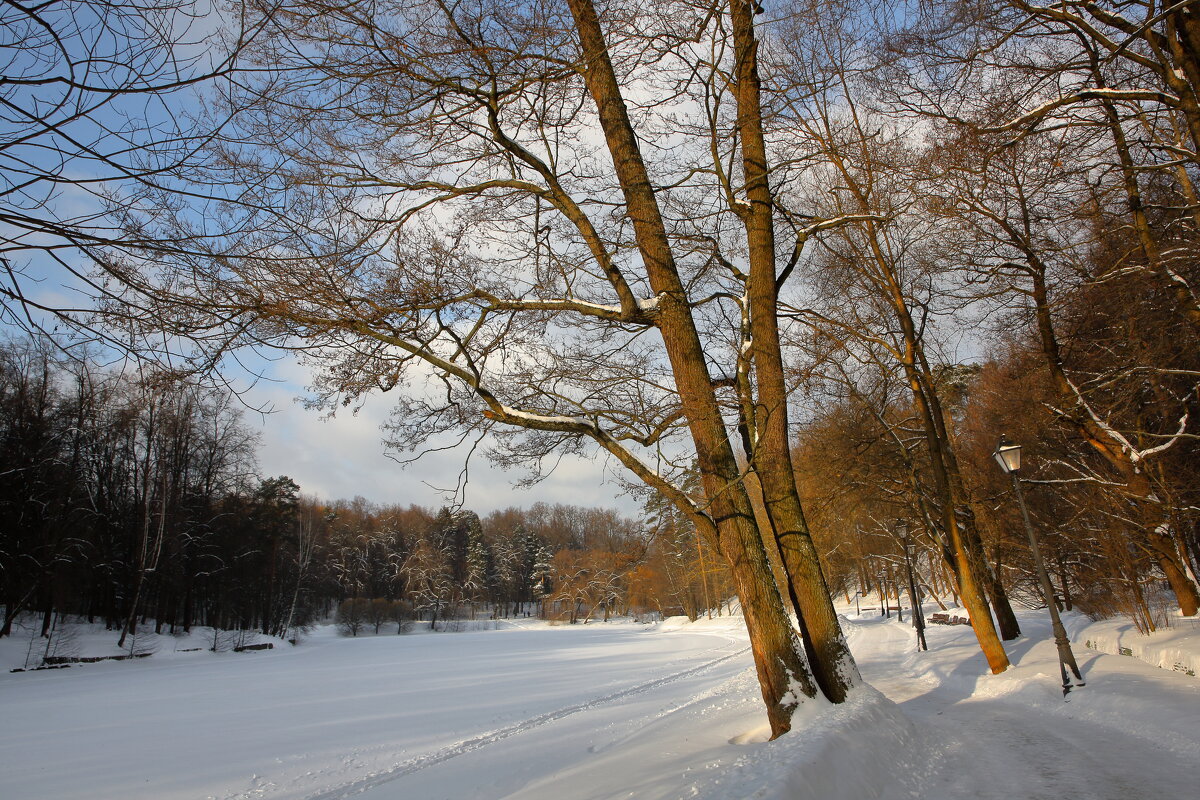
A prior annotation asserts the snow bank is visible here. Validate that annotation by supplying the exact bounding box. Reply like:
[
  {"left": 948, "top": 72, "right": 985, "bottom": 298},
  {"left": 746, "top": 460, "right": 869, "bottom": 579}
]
[
  {"left": 653, "top": 608, "right": 925, "bottom": 800},
  {"left": 0, "top": 616, "right": 523, "bottom": 674},
  {"left": 1064, "top": 611, "right": 1200, "bottom": 677},
  {"left": 5, "top": 602, "right": 1195, "bottom": 800},
  {"left": 0, "top": 620, "right": 291, "bottom": 673}
]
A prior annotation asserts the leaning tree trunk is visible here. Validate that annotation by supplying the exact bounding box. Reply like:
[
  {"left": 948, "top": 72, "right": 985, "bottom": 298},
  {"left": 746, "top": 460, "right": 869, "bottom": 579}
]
[
  {"left": 961, "top": 509, "right": 1021, "bottom": 641},
  {"left": 825, "top": 116, "right": 1011, "bottom": 671},
  {"left": 566, "top": 0, "right": 820, "bottom": 736},
  {"left": 1146, "top": 527, "right": 1200, "bottom": 616},
  {"left": 1029, "top": 267, "right": 1200, "bottom": 616},
  {"left": 893, "top": 304, "right": 1009, "bottom": 672},
  {"left": 983, "top": 550, "right": 1022, "bottom": 640},
  {"left": 900, "top": 358, "right": 1009, "bottom": 672},
  {"left": 729, "top": 0, "right": 859, "bottom": 704}
]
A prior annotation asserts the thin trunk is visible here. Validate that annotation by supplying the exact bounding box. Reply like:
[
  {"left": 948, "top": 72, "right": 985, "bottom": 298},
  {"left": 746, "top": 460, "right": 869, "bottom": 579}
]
[
  {"left": 695, "top": 529, "right": 713, "bottom": 618},
  {"left": 263, "top": 534, "right": 280, "bottom": 636},
  {"left": 983, "top": 546, "right": 1021, "bottom": 640},
  {"left": 923, "top": 580, "right": 949, "bottom": 612},
  {"left": 829, "top": 131, "right": 1010, "bottom": 670},
  {"left": 1129, "top": 569, "right": 1156, "bottom": 634},
  {"left": 1055, "top": 555, "right": 1073, "bottom": 612},
  {"left": 119, "top": 457, "right": 157, "bottom": 649}
]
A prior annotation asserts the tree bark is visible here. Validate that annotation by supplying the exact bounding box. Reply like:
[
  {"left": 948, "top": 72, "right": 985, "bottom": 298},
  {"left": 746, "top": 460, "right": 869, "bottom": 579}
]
[
  {"left": 728, "top": 0, "right": 859, "bottom": 704},
  {"left": 893, "top": 307, "right": 1009, "bottom": 672},
  {"left": 567, "top": 0, "right": 818, "bottom": 735}
]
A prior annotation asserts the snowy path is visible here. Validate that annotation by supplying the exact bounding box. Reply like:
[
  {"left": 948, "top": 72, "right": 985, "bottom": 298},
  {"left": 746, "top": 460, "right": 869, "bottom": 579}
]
[
  {"left": 846, "top": 613, "right": 1200, "bottom": 800},
  {"left": 2, "top": 612, "right": 1197, "bottom": 799}
]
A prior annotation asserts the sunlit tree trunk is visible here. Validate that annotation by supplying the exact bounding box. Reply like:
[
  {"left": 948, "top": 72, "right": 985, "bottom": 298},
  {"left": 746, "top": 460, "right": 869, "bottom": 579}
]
[
  {"left": 567, "top": 0, "right": 818, "bottom": 734},
  {"left": 729, "top": 0, "right": 858, "bottom": 703}
]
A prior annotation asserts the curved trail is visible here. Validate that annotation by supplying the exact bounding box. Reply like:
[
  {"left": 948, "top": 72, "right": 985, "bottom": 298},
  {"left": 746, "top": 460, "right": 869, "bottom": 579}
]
[{"left": 846, "top": 615, "right": 1199, "bottom": 800}]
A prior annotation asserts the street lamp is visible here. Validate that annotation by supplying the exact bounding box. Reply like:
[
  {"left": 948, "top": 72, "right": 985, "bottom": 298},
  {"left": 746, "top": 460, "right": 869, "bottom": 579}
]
[
  {"left": 993, "top": 435, "right": 1023, "bottom": 473},
  {"left": 994, "top": 435, "right": 1085, "bottom": 696},
  {"left": 897, "top": 519, "right": 928, "bottom": 651},
  {"left": 878, "top": 564, "right": 889, "bottom": 618}
]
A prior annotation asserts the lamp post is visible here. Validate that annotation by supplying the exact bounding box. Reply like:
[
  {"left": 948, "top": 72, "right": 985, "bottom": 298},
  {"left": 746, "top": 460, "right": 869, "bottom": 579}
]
[
  {"left": 994, "top": 435, "right": 1085, "bottom": 696},
  {"left": 897, "top": 519, "right": 928, "bottom": 651},
  {"left": 879, "top": 566, "right": 889, "bottom": 618}
]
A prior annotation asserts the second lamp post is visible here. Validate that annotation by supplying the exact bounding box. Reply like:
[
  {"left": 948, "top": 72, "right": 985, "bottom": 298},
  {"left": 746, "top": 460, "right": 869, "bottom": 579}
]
[
  {"left": 994, "top": 435, "right": 1085, "bottom": 696},
  {"left": 896, "top": 519, "right": 927, "bottom": 651}
]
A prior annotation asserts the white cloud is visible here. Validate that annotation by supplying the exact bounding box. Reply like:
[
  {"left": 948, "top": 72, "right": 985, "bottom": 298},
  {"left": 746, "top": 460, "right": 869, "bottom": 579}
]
[{"left": 245, "top": 355, "right": 641, "bottom": 517}]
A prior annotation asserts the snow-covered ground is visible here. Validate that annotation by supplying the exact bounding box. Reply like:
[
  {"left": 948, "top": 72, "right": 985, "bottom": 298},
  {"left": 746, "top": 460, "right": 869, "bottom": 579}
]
[{"left": 1, "top": 606, "right": 1196, "bottom": 800}]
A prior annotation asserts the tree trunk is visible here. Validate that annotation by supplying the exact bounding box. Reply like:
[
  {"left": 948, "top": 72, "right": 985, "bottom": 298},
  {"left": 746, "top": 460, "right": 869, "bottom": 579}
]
[
  {"left": 729, "top": 0, "right": 858, "bottom": 704},
  {"left": 899, "top": 344, "right": 1009, "bottom": 672},
  {"left": 1029, "top": 263, "right": 1200, "bottom": 616},
  {"left": 981, "top": 546, "right": 1021, "bottom": 640},
  {"left": 566, "top": 0, "right": 820, "bottom": 735},
  {"left": 1147, "top": 529, "right": 1200, "bottom": 616},
  {"left": 826, "top": 120, "right": 1010, "bottom": 671}
]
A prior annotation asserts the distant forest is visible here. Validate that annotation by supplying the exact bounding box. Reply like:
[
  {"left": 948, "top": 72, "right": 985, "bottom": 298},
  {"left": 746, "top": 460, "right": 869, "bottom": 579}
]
[{"left": 0, "top": 336, "right": 731, "bottom": 645}]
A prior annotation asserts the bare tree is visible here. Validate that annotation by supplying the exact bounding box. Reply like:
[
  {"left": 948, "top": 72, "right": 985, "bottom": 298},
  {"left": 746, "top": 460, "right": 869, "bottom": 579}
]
[
  {"left": 91, "top": 0, "right": 872, "bottom": 734},
  {"left": 756, "top": 3, "right": 1014, "bottom": 671},
  {"left": 922, "top": 112, "right": 1200, "bottom": 617},
  {"left": 0, "top": 1, "right": 263, "bottom": 348}
]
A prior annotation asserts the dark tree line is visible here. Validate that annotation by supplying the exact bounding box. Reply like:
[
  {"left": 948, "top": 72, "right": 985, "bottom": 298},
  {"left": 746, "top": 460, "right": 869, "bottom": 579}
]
[
  {"left": 0, "top": 337, "right": 261, "bottom": 640},
  {"left": 0, "top": 338, "right": 685, "bottom": 642}
]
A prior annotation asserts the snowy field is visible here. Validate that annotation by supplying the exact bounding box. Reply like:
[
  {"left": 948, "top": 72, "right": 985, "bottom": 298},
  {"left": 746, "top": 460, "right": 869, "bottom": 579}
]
[{"left": 1, "top": 607, "right": 1197, "bottom": 800}]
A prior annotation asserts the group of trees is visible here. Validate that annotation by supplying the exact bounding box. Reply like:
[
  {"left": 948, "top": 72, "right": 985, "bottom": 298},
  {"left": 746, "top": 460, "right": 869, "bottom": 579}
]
[
  {"left": 0, "top": 342, "right": 716, "bottom": 645},
  {"left": 785, "top": 0, "right": 1200, "bottom": 649},
  {"left": 325, "top": 501, "right": 665, "bottom": 631},
  {"left": 323, "top": 498, "right": 738, "bottom": 632},
  {"left": 7, "top": 0, "right": 1200, "bottom": 737},
  {"left": 0, "top": 337, "right": 261, "bottom": 642}
]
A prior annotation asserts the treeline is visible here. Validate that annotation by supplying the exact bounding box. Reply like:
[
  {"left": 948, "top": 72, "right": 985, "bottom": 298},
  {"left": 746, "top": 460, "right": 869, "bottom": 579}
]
[
  {"left": 0, "top": 339, "right": 260, "bottom": 642},
  {"left": 326, "top": 499, "right": 731, "bottom": 633},
  {"left": 0, "top": 337, "right": 729, "bottom": 642},
  {"left": 740, "top": 0, "right": 1200, "bottom": 645}
]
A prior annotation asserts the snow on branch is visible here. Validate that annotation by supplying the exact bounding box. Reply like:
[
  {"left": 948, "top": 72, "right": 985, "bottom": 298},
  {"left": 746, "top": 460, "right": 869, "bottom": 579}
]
[
  {"left": 1057, "top": 376, "right": 1193, "bottom": 466},
  {"left": 471, "top": 290, "right": 660, "bottom": 325}
]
